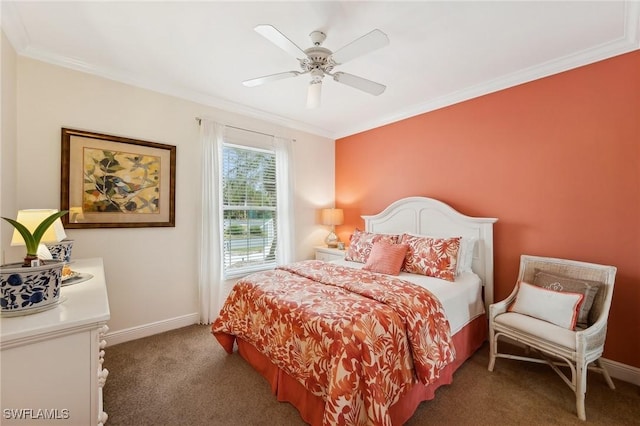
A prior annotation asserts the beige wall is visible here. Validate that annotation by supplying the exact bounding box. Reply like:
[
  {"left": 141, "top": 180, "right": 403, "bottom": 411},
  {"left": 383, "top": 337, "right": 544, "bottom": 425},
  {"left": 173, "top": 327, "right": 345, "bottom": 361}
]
[
  {"left": 1, "top": 32, "right": 18, "bottom": 260},
  {"left": 3, "top": 54, "right": 335, "bottom": 338}
]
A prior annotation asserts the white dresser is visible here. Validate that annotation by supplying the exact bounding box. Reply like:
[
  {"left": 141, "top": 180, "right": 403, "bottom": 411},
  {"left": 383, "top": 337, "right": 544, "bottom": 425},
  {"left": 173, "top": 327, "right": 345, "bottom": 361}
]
[{"left": 0, "top": 258, "right": 111, "bottom": 425}]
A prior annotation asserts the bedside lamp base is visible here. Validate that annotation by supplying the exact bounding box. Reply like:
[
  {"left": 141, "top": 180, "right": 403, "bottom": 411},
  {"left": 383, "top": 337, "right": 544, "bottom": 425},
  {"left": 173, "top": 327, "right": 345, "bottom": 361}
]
[{"left": 325, "top": 230, "right": 340, "bottom": 248}]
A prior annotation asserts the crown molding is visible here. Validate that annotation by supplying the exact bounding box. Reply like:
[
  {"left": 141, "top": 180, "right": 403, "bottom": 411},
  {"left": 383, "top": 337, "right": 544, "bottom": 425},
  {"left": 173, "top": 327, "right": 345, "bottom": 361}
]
[
  {"left": 4, "top": 2, "right": 638, "bottom": 140},
  {"left": 1, "top": 2, "right": 29, "bottom": 51},
  {"left": 16, "top": 44, "right": 336, "bottom": 139},
  {"left": 1, "top": 0, "right": 335, "bottom": 140},
  {"left": 336, "top": 1, "right": 640, "bottom": 139}
]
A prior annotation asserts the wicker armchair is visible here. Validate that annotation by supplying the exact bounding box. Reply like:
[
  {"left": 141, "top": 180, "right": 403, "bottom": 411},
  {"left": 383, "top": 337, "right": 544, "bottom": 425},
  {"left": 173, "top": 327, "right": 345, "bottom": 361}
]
[{"left": 488, "top": 255, "right": 616, "bottom": 421}]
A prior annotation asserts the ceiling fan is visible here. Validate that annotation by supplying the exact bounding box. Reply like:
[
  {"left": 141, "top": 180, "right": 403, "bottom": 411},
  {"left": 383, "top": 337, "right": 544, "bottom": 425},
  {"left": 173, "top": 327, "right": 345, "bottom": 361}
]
[{"left": 242, "top": 25, "right": 390, "bottom": 108}]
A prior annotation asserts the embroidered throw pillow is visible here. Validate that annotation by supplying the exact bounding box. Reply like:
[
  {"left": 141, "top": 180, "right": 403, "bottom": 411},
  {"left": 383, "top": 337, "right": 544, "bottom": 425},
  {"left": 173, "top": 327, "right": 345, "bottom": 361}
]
[
  {"left": 533, "top": 270, "right": 602, "bottom": 329},
  {"left": 401, "top": 234, "right": 461, "bottom": 281},
  {"left": 362, "top": 241, "right": 409, "bottom": 275},
  {"left": 345, "top": 229, "right": 399, "bottom": 263},
  {"left": 510, "top": 281, "right": 584, "bottom": 330}
]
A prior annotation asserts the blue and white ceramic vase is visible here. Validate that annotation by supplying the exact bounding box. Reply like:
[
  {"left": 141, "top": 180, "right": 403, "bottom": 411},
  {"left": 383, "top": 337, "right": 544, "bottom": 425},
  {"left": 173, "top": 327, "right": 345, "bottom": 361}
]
[
  {"left": 0, "top": 261, "right": 64, "bottom": 315},
  {"left": 45, "top": 239, "right": 74, "bottom": 262}
]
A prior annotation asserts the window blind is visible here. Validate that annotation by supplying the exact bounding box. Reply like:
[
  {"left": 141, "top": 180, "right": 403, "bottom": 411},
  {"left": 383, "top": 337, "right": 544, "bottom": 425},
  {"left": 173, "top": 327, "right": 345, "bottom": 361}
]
[{"left": 221, "top": 143, "right": 277, "bottom": 277}]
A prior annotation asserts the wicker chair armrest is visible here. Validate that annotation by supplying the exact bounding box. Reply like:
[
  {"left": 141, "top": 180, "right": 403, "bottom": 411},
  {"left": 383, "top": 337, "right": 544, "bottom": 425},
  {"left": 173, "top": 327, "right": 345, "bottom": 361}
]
[
  {"left": 489, "top": 286, "right": 519, "bottom": 319},
  {"left": 576, "top": 317, "right": 608, "bottom": 352}
]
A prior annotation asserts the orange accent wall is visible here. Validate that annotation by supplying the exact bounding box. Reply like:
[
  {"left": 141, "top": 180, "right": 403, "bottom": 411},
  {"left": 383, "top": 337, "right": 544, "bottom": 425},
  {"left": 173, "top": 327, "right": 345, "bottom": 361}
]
[{"left": 335, "top": 50, "right": 640, "bottom": 368}]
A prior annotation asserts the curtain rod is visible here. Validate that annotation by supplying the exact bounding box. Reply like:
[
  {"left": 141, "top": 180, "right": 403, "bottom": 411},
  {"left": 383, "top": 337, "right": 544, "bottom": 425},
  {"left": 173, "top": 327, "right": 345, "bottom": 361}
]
[{"left": 195, "top": 117, "right": 278, "bottom": 139}]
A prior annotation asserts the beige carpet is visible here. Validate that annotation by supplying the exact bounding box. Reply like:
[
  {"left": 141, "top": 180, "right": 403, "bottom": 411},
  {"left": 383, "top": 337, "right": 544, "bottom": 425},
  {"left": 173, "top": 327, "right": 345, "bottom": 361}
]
[{"left": 103, "top": 325, "right": 639, "bottom": 425}]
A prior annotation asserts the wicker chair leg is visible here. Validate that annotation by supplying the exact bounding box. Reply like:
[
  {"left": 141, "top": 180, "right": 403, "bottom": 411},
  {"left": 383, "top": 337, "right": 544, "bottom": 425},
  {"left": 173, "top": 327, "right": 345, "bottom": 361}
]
[
  {"left": 576, "top": 361, "right": 588, "bottom": 421},
  {"left": 488, "top": 330, "right": 497, "bottom": 371},
  {"left": 596, "top": 358, "right": 616, "bottom": 389}
]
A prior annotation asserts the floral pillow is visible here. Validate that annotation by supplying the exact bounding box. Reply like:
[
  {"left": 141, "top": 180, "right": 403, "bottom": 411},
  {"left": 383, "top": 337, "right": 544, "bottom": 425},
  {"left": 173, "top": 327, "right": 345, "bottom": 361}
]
[
  {"left": 345, "top": 229, "right": 399, "bottom": 263},
  {"left": 401, "top": 234, "right": 461, "bottom": 281}
]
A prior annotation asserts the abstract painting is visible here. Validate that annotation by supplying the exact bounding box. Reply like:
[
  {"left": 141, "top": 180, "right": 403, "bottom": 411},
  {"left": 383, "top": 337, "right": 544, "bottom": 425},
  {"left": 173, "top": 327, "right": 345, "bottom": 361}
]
[{"left": 61, "top": 128, "right": 176, "bottom": 228}]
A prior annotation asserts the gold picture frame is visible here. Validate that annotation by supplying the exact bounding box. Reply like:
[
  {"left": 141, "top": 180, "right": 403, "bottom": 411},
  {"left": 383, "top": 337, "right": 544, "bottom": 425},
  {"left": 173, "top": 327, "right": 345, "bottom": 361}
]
[{"left": 61, "top": 128, "right": 176, "bottom": 228}]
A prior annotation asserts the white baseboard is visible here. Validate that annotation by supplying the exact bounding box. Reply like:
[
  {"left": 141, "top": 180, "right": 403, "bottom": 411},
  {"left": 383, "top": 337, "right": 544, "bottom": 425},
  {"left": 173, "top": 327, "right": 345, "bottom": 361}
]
[
  {"left": 104, "top": 312, "right": 200, "bottom": 346},
  {"left": 601, "top": 357, "right": 640, "bottom": 386}
]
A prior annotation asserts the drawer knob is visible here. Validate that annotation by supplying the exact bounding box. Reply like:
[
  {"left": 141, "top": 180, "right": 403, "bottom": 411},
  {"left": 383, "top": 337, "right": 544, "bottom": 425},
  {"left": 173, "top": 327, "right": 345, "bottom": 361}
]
[{"left": 98, "top": 368, "right": 109, "bottom": 387}]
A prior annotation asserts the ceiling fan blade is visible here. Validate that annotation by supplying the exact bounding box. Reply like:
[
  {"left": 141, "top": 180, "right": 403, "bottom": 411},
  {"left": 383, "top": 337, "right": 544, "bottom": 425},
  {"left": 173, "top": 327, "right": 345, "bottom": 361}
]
[
  {"left": 330, "top": 29, "right": 389, "bottom": 65},
  {"left": 242, "top": 71, "right": 300, "bottom": 87},
  {"left": 254, "top": 24, "right": 307, "bottom": 59},
  {"left": 332, "top": 72, "right": 386, "bottom": 96}
]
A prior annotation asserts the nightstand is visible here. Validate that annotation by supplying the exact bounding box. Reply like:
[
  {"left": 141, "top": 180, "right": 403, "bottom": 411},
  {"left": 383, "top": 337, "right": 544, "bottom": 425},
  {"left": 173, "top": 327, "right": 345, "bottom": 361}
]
[{"left": 315, "top": 246, "right": 347, "bottom": 262}]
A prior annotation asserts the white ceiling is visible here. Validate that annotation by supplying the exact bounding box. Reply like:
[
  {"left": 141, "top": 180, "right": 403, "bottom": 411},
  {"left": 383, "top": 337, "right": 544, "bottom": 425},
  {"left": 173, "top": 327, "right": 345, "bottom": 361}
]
[{"left": 2, "top": 1, "right": 639, "bottom": 139}]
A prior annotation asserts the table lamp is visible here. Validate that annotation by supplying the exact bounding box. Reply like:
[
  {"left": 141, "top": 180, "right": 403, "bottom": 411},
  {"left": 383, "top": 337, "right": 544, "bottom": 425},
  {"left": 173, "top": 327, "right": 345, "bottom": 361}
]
[
  {"left": 10, "top": 209, "right": 67, "bottom": 262},
  {"left": 321, "top": 208, "right": 343, "bottom": 248}
]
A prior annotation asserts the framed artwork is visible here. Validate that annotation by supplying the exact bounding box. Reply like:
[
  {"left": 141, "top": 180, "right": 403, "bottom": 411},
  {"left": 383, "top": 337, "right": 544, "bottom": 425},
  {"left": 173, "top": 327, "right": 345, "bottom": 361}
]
[{"left": 61, "top": 128, "right": 176, "bottom": 228}]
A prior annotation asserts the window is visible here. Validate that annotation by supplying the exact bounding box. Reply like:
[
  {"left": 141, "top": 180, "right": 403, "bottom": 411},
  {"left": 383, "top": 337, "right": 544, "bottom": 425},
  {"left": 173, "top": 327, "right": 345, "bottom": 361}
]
[{"left": 222, "top": 143, "right": 277, "bottom": 277}]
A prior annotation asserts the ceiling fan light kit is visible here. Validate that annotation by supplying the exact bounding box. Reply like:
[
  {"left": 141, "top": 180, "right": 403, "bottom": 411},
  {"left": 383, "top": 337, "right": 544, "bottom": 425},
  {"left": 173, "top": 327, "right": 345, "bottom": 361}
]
[
  {"left": 307, "top": 80, "right": 322, "bottom": 109},
  {"left": 243, "top": 25, "right": 389, "bottom": 108}
]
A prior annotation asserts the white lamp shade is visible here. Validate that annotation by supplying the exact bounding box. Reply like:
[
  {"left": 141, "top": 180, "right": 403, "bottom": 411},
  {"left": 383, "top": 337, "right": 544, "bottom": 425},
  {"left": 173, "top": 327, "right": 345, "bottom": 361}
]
[
  {"left": 321, "top": 208, "right": 344, "bottom": 226},
  {"left": 10, "top": 209, "right": 67, "bottom": 246}
]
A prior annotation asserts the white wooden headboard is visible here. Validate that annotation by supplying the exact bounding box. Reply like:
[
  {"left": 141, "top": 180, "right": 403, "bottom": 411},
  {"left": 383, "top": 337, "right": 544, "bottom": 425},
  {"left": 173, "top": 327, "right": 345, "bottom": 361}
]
[{"left": 363, "top": 196, "right": 498, "bottom": 310}]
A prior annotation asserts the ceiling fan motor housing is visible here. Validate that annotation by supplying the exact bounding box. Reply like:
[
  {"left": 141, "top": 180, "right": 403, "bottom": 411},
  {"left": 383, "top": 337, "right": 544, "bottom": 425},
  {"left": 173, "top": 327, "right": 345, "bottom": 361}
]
[
  {"left": 300, "top": 45, "right": 334, "bottom": 75},
  {"left": 309, "top": 30, "right": 326, "bottom": 46}
]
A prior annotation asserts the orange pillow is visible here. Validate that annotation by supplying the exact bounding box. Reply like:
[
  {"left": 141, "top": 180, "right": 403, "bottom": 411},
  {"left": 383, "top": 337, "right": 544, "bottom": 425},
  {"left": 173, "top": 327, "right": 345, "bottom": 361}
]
[{"left": 362, "top": 241, "right": 409, "bottom": 275}]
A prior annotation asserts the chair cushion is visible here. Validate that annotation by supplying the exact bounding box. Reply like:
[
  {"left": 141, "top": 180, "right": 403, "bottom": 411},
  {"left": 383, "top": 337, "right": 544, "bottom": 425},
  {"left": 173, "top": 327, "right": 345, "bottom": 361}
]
[
  {"left": 494, "top": 312, "right": 577, "bottom": 350},
  {"left": 509, "top": 281, "right": 584, "bottom": 329},
  {"left": 533, "top": 270, "right": 602, "bottom": 329}
]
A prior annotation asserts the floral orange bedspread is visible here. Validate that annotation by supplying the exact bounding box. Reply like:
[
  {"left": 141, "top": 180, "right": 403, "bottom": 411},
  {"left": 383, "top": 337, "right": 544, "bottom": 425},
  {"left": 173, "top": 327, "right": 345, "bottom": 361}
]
[{"left": 211, "top": 260, "right": 455, "bottom": 426}]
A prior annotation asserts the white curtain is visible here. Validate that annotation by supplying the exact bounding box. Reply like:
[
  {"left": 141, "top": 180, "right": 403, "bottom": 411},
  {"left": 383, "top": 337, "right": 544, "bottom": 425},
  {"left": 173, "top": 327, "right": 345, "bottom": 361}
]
[
  {"left": 274, "top": 136, "right": 296, "bottom": 265},
  {"left": 198, "top": 120, "right": 225, "bottom": 324},
  {"left": 198, "top": 123, "right": 296, "bottom": 323}
]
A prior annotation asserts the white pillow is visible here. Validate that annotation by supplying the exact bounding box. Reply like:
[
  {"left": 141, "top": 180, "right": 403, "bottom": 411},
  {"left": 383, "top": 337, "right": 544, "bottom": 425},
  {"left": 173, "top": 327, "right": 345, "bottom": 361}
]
[
  {"left": 457, "top": 237, "right": 477, "bottom": 274},
  {"left": 509, "top": 281, "right": 584, "bottom": 330}
]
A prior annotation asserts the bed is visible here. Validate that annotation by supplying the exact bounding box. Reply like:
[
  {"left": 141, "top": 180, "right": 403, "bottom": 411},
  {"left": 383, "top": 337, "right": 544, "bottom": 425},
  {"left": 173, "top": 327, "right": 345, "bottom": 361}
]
[{"left": 212, "top": 196, "right": 497, "bottom": 425}]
